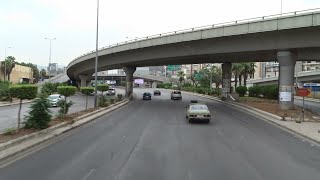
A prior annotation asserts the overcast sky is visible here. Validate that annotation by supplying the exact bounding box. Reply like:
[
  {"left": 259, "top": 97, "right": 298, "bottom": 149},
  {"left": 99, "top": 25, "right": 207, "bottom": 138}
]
[{"left": 0, "top": 0, "right": 319, "bottom": 68}]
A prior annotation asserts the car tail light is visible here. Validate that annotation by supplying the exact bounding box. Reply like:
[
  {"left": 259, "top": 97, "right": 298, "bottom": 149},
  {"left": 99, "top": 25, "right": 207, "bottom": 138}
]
[
  {"left": 190, "top": 115, "right": 197, "bottom": 117},
  {"left": 204, "top": 115, "right": 211, "bottom": 117}
]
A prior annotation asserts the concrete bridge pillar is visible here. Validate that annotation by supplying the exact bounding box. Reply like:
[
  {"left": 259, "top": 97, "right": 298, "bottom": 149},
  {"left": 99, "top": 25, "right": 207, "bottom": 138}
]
[
  {"left": 277, "top": 51, "right": 297, "bottom": 110},
  {"left": 123, "top": 67, "right": 136, "bottom": 98},
  {"left": 79, "top": 74, "right": 91, "bottom": 87},
  {"left": 222, "top": 62, "right": 232, "bottom": 99}
]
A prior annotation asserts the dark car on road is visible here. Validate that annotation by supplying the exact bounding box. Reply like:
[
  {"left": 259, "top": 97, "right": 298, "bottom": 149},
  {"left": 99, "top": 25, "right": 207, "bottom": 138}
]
[
  {"left": 143, "top": 92, "right": 152, "bottom": 100},
  {"left": 153, "top": 90, "right": 161, "bottom": 96}
]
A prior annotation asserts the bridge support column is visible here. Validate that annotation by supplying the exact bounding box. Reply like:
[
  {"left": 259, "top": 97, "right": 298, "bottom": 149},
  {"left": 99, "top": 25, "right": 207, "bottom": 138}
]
[
  {"left": 123, "top": 67, "right": 136, "bottom": 98},
  {"left": 79, "top": 74, "right": 91, "bottom": 87},
  {"left": 278, "top": 51, "right": 297, "bottom": 110},
  {"left": 222, "top": 62, "right": 232, "bottom": 99}
]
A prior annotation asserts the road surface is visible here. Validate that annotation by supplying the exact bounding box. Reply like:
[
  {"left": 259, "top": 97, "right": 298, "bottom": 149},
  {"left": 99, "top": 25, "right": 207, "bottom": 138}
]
[
  {"left": 0, "top": 88, "right": 319, "bottom": 180},
  {"left": 0, "top": 88, "right": 124, "bottom": 133},
  {"left": 294, "top": 98, "right": 320, "bottom": 115}
]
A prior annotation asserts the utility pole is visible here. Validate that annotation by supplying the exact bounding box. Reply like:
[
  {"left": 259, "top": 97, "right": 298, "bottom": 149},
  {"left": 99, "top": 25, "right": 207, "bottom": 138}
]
[
  {"left": 45, "top": 38, "right": 56, "bottom": 82},
  {"left": 94, "top": 0, "right": 100, "bottom": 107}
]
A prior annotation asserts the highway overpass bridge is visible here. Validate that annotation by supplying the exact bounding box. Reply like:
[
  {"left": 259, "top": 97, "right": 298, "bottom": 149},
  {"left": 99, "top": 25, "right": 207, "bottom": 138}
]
[
  {"left": 247, "top": 70, "right": 320, "bottom": 86},
  {"left": 67, "top": 8, "right": 320, "bottom": 109}
]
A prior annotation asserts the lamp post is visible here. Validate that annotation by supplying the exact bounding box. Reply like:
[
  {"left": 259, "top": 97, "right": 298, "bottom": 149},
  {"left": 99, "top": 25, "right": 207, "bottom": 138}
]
[
  {"left": 4, "top": 47, "right": 13, "bottom": 81},
  {"left": 44, "top": 37, "right": 56, "bottom": 82},
  {"left": 94, "top": 0, "right": 100, "bottom": 107},
  {"left": 281, "top": 0, "right": 283, "bottom": 14}
]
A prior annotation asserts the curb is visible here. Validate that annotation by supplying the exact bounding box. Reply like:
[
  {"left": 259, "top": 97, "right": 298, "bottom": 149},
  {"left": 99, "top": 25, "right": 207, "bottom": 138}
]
[
  {"left": 0, "top": 100, "right": 32, "bottom": 107},
  {"left": 0, "top": 99, "right": 130, "bottom": 161}
]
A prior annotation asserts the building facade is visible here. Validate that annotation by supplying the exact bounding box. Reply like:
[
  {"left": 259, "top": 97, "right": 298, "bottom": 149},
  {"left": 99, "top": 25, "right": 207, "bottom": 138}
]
[{"left": 0, "top": 64, "right": 33, "bottom": 84}]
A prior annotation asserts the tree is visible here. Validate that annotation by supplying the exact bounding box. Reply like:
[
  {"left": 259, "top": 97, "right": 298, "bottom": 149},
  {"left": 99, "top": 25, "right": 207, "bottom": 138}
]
[
  {"left": 242, "top": 63, "right": 256, "bottom": 87},
  {"left": 97, "top": 84, "right": 109, "bottom": 96},
  {"left": 80, "top": 87, "right": 94, "bottom": 110},
  {"left": 0, "top": 80, "right": 10, "bottom": 101},
  {"left": 232, "top": 63, "right": 244, "bottom": 88},
  {"left": 1, "top": 56, "right": 16, "bottom": 81},
  {"left": 40, "top": 69, "right": 46, "bottom": 81},
  {"left": 9, "top": 85, "right": 38, "bottom": 132},
  {"left": 177, "top": 71, "right": 185, "bottom": 86},
  {"left": 211, "top": 66, "right": 222, "bottom": 89},
  {"left": 24, "top": 94, "right": 52, "bottom": 129},
  {"left": 57, "top": 86, "right": 76, "bottom": 117}
]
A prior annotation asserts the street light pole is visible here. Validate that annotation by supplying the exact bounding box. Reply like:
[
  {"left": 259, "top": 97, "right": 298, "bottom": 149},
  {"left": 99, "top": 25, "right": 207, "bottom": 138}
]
[
  {"left": 4, "top": 47, "right": 12, "bottom": 81},
  {"left": 45, "top": 38, "right": 56, "bottom": 82},
  {"left": 281, "top": 0, "right": 283, "bottom": 14},
  {"left": 94, "top": 0, "right": 100, "bottom": 107}
]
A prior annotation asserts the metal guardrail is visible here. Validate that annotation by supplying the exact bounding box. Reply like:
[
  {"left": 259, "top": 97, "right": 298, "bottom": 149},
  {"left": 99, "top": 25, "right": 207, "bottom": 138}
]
[{"left": 71, "top": 8, "right": 320, "bottom": 62}]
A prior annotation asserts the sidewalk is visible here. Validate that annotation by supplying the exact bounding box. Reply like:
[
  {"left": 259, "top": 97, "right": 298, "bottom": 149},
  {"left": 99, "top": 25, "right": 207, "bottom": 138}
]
[
  {"left": 181, "top": 90, "right": 320, "bottom": 143},
  {"left": 0, "top": 100, "right": 32, "bottom": 107}
]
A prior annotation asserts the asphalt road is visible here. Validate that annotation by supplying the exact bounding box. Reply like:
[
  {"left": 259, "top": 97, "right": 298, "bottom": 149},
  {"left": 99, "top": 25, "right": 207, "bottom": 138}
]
[
  {"left": 0, "top": 88, "right": 319, "bottom": 180},
  {"left": 0, "top": 89, "right": 125, "bottom": 133},
  {"left": 294, "top": 98, "right": 320, "bottom": 115}
]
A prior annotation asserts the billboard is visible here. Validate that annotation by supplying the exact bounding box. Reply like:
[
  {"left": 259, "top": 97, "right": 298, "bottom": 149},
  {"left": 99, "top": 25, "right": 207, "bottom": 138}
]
[{"left": 134, "top": 79, "right": 144, "bottom": 84}]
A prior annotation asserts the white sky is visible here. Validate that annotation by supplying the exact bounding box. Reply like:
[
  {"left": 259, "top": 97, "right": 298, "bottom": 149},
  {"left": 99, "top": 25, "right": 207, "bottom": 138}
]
[{"left": 0, "top": 0, "right": 319, "bottom": 69}]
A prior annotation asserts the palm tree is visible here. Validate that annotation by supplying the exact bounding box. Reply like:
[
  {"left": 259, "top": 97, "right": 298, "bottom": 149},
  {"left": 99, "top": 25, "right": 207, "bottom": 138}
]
[
  {"left": 177, "top": 71, "right": 185, "bottom": 86},
  {"left": 242, "top": 63, "right": 256, "bottom": 87},
  {"left": 1, "top": 56, "right": 16, "bottom": 81},
  {"left": 232, "top": 63, "right": 244, "bottom": 88}
]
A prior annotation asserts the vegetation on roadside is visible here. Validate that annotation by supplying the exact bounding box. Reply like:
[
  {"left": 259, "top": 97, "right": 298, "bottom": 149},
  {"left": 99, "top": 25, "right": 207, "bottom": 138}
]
[
  {"left": 3, "top": 128, "right": 16, "bottom": 135},
  {"left": 80, "top": 87, "right": 94, "bottom": 110},
  {"left": 24, "top": 95, "right": 52, "bottom": 129},
  {"left": 0, "top": 80, "right": 10, "bottom": 101},
  {"left": 57, "top": 86, "right": 76, "bottom": 117},
  {"left": 97, "top": 84, "right": 109, "bottom": 96},
  {"left": 248, "top": 85, "right": 279, "bottom": 100},
  {"left": 9, "top": 85, "right": 38, "bottom": 132},
  {"left": 41, "top": 82, "right": 68, "bottom": 95},
  {"left": 236, "top": 86, "right": 247, "bottom": 97}
]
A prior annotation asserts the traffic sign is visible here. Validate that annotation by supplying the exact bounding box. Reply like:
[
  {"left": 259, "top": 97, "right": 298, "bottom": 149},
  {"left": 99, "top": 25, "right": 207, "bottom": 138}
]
[
  {"left": 296, "top": 88, "right": 310, "bottom": 97},
  {"left": 167, "top": 65, "right": 181, "bottom": 71}
]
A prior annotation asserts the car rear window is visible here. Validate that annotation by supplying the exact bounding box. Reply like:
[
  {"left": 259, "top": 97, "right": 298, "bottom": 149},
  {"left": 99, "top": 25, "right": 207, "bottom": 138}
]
[
  {"left": 190, "top": 105, "right": 208, "bottom": 110},
  {"left": 173, "top": 91, "right": 181, "bottom": 94}
]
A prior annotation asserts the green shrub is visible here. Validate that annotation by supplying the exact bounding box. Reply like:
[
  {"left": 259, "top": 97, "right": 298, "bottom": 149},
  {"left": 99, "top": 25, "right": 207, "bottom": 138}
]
[
  {"left": 97, "top": 84, "right": 109, "bottom": 95},
  {"left": 248, "top": 86, "right": 262, "bottom": 97},
  {"left": 57, "top": 86, "right": 76, "bottom": 117},
  {"left": 98, "top": 96, "right": 109, "bottom": 107},
  {"left": 9, "top": 85, "right": 38, "bottom": 132},
  {"left": 212, "top": 88, "right": 222, "bottom": 96},
  {"left": 80, "top": 87, "right": 94, "bottom": 110},
  {"left": 3, "top": 128, "right": 16, "bottom": 135},
  {"left": 24, "top": 96, "right": 52, "bottom": 129},
  {"left": 117, "top": 94, "right": 123, "bottom": 101},
  {"left": 0, "top": 80, "right": 10, "bottom": 101},
  {"left": 262, "top": 85, "right": 279, "bottom": 100},
  {"left": 57, "top": 100, "right": 73, "bottom": 118},
  {"left": 41, "top": 82, "right": 62, "bottom": 95},
  {"left": 236, "top": 86, "right": 247, "bottom": 97}
]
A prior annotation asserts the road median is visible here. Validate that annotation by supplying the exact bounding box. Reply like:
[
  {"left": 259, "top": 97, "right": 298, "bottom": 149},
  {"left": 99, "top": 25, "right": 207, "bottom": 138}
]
[{"left": 0, "top": 98, "right": 130, "bottom": 162}]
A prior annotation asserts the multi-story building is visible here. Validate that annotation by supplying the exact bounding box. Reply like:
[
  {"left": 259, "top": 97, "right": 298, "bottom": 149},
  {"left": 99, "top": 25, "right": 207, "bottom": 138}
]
[{"left": 302, "top": 61, "right": 320, "bottom": 71}]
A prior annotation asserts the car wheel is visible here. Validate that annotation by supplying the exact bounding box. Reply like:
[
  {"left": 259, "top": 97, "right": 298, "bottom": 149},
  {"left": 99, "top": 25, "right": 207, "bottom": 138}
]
[
  {"left": 188, "top": 118, "right": 193, "bottom": 124},
  {"left": 185, "top": 115, "right": 188, "bottom": 119},
  {"left": 206, "top": 119, "right": 210, "bottom": 124}
]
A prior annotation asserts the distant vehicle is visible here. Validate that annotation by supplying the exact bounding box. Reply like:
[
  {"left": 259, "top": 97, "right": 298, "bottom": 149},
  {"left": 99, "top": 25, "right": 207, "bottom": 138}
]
[
  {"left": 106, "top": 88, "right": 116, "bottom": 96},
  {"left": 153, "top": 90, "right": 161, "bottom": 96},
  {"left": 171, "top": 90, "right": 182, "bottom": 100},
  {"left": 47, "top": 94, "right": 65, "bottom": 107},
  {"left": 143, "top": 92, "right": 152, "bottom": 100},
  {"left": 185, "top": 102, "right": 211, "bottom": 123}
]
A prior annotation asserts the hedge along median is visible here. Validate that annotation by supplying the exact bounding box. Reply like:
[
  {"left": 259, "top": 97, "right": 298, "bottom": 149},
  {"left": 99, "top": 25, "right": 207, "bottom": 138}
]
[{"left": 9, "top": 85, "right": 38, "bottom": 132}]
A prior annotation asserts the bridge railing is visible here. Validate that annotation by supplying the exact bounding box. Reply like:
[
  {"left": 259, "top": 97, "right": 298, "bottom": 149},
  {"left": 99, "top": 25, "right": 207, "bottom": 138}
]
[{"left": 72, "top": 8, "right": 320, "bottom": 61}]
